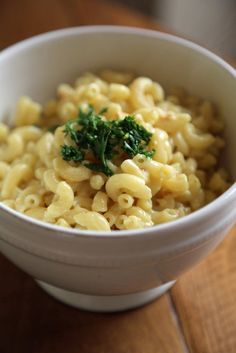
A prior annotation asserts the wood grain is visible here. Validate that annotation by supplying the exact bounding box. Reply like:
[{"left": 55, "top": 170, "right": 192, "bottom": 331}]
[
  {"left": 0, "top": 0, "right": 235, "bottom": 352},
  {"left": 171, "top": 225, "right": 236, "bottom": 353},
  {"left": 0, "top": 255, "right": 186, "bottom": 353},
  {"left": 0, "top": 0, "right": 167, "bottom": 49}
]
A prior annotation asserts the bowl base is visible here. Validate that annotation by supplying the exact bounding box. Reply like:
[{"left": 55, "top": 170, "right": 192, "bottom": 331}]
[{"left": 36, "top": 280, "right": 176, "bottom": 312}]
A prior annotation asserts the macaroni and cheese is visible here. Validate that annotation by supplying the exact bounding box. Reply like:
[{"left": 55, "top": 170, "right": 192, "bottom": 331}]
[{"left": 0, "top": 71, "right": 231, "bottom": 231}]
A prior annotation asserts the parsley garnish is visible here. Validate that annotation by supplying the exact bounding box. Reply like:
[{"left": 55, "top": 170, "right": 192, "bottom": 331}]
[
  {"left": 61, "top": 106, "right": 155, "bottom": 176},
  {"left": 61, "top": 145, "right": 84, "bottom": 162},
  {"left": 99, "top": 107, "right": 108, "bottom": 114}
]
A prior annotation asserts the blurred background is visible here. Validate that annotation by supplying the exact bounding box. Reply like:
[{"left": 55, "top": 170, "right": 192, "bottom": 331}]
[
  {"left": 118, "top": 0, "right": 236, "bottom": 58},
  {"left": 0, "top": 0, "right": 235, "bottom": 59}
]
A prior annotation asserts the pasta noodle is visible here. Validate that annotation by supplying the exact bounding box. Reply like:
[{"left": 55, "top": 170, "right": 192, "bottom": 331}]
[{"left": 0, "top": 70, "right": 231, "bottom": 231}]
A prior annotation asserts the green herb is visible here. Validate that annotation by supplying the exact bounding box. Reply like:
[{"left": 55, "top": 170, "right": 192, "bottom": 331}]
[
  {"left": 64, "top": 121, "right": 80, "bottom": 143},
  {"left": 61, "top": 145, "right": 84, "bottom": 162},
  {"left": 61, "top": 106, "right": 155, "bottom": 176},
  {"left": 99, "top": 107, "right": 108, "bottom": 114}
]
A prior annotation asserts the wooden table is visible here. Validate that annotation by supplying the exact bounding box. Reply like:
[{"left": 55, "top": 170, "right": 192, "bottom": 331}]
[{"left": 0, "top": 1, "right": 235, "bottom": 352}]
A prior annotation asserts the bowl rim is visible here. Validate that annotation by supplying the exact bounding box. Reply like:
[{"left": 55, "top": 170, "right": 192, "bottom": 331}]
[{"left": 0, "top": 25, "right": 235, "bottom": 240}]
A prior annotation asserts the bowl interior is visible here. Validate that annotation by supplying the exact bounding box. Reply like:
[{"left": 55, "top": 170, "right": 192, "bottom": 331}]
[{"left": 0, "top": 27, "right": 236, "bottom": 179}]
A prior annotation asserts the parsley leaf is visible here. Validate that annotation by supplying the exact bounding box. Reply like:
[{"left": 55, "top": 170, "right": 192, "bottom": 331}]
[
  {"left": 61, "top": 106, "right": 155, "bottom": 176},
  {"left": 61, "top": 145, "right": 84, "bottom": 162},
  {"left": 99, "top": 107, "right": 108, "bottom": 114}
]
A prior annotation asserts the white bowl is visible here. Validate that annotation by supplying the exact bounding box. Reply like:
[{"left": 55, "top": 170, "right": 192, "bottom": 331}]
[{"left": 0, "top": 26, "right": 235, "bottom": 312}]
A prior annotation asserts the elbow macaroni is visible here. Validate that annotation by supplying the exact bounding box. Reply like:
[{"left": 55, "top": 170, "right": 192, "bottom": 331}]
[{"left": 0, "top": 70, "right": 231, "bottom": 231}]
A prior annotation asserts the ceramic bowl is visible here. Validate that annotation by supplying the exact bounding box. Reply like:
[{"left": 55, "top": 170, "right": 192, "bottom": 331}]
[{"left": 0, "top": 26, "right": 235, "bottom": 312}]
